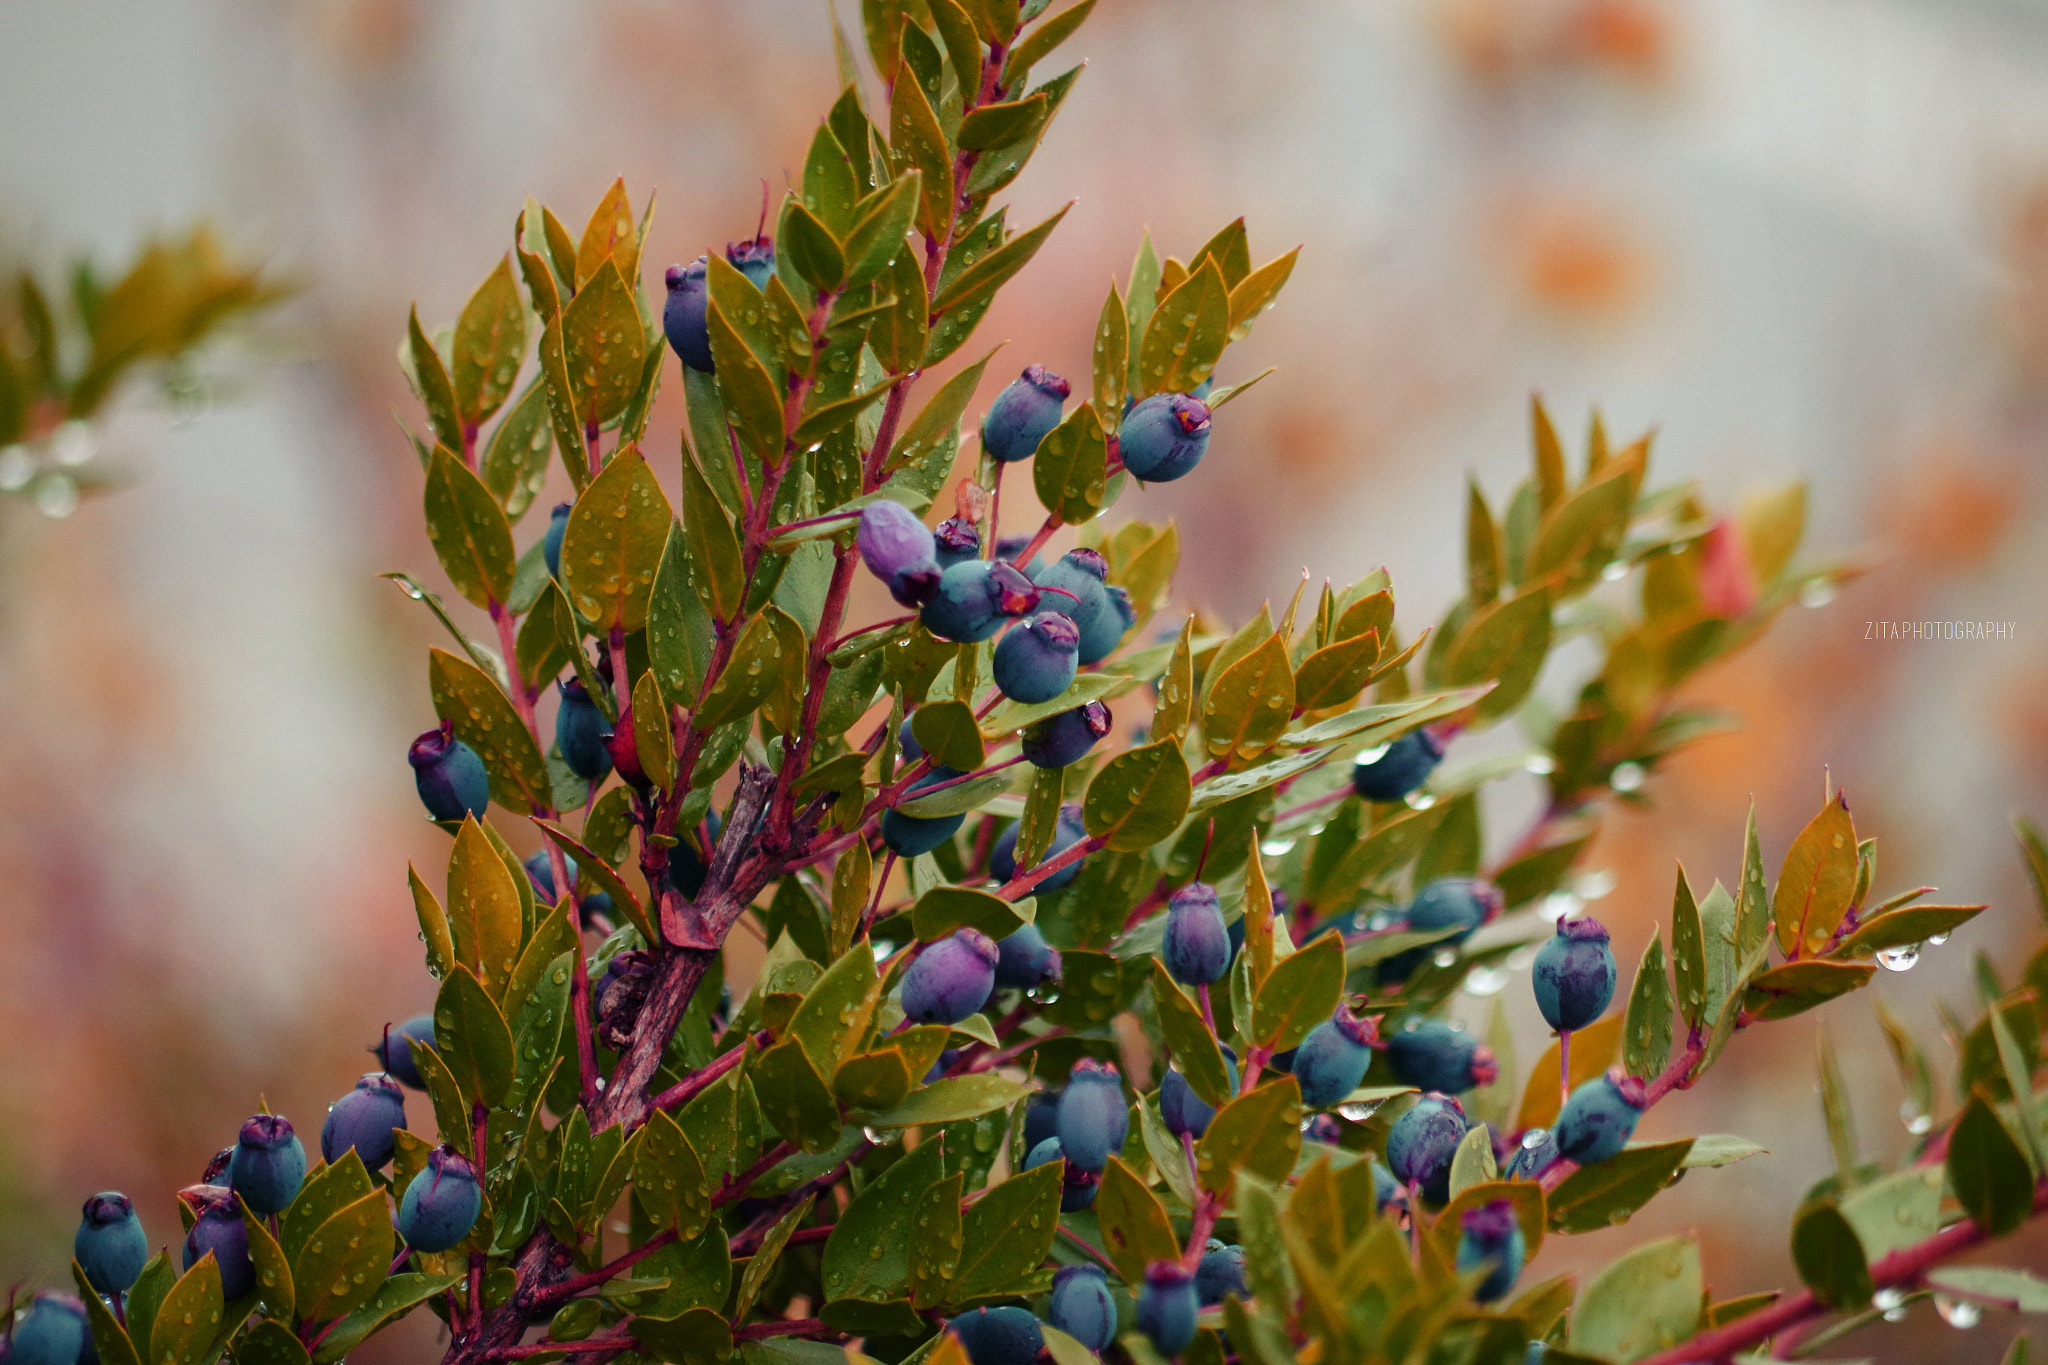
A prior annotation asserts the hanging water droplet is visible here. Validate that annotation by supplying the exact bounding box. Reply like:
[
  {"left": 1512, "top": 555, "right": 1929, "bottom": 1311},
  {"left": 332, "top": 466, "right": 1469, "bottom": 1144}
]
[
  {"left": 35, "top": 474, "right": 79, "bottom": 519},
  {"left": 1462, "top": 966, "right": 1510, "bottom": 997},
  {"left": 1800, "top": 579, "right": 1837, "bottom": 609},
  {"left": 1901, "top": 1101, "right": 1933, "bottom": 1135},
  {"left": 862, "top": 1126, "right": 885, "bottom": 1144},
  {"left": 1872, "top": 1287, "right": 1907, "bottom": 1320},
  {"left": 1405, "top": 790, "right": 1437, "bottom": 810},
  {"left": 1599, "top": 560, "right": 1629, "bottom": 582},
  {"left": 1354, "top": 743, "right": 1391, "bottom": 766},
  {"left": 1927, "top": 932, "right": 1951, "bottom": 947},
  {"left": 1934, "top": 1294, "right": 1980, "bottom": 1329},
  {"left": 1259, "top": 837, "right": 1295, "bottom": 856},
  {"left": 1876, "top": 944, "right": 1921, "bottom": 973},
  {"left": 1524, "top": 753, "right": 1556, "bottom": 775},
  {"left": 1610, "top": 762, "right": 1646, "bottom": 793},
  {"left": 1432, "top": 949, "right": 1457, "bottom": 968},
  {"left": 1335, "top": 1100, "right": 1382, "bottom": 1122}
]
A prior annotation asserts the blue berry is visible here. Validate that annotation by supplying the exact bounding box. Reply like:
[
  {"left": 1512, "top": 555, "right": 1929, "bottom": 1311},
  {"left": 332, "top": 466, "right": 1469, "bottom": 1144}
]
[
  {"left": 1503, "top": 1127, "right": 1558, "bottom": 1181},
  {"left": 933, "top": 516, "right": 981, "bottom": 568},
  {"left": 922, "top": 559, "right": 1040, "bottom": 643},
  {"left": 374, "top": 1015, "right": 435, "bottom": 1090},
  {"left": 1056, "top": 1059, "right": 1128, "bottom": 1174},
  {"left": 555, "top": 679, "right": 613, "bottom": 781},
  {"left": 1386, "top": 1093, "right": 1469, "bottom": 1203},
  {"left": 990, "top": 804, "right": 1088, "bottom": 890},
  {"left": 896, "top": 715, "right": 923, "bottom": 762},
  {"left": 1024, "top": 1135, "right": 1099, "bottom": 1211},
  {"left": 1533, "top": 917, "right": 1617, "bottom": 1034},
  {"left": 1292, "top": 1008, "right": 1380, "bottom": 1108},
  {"left": 75, "top": 1194, "right": 147, "bottom": 1296},
  {"left": 992, "top": 922, "right": 1062, "bottom": 990},
  {"left": 1023, "top": 1090, "right": 1061, "bottom": 1151},
  {"left": 1377, "top": 877, "right": 1503, "bottom": 985},
  {"left": 227, "top": 1114, "right": 305, "bottom": 1217},
  {"left": 321, "top": 1072, "right": 407, "bottom": 1172},
  {"left": 1078, "top": 584, "right": 1135, "bottom": 665},
  {"left": 1351, "top": 729, "right": 1445, "bottom": 802},
  {"left": 1119, "top": 394, "right": 1212, "bottom": 483},
  {"left": 668, "top": 811, "right": 720, "bottom": 900},
  {"left": 1163, "top": 881, "right": 1231, "bottom": 986},
  {"left": 542, "top": 502, "right": 570, "bottom": 581},
  {"left": 947, "top": 1306, "right": 1043, "bottom": 1365},
  {"left": 1135, "top": 1261, "right": 1199, "bottom": 1355},
  {"left": 1048, "top": 1264, "right": 1117, "bottom": 1352},
  {"left": 881, "top": 766, "right": 969, "bottom": 858},
  {"left": 900, "top": 929, "right": 999, "bottom": 1025},
  {"left": 1456, "top": 1200, "right": 1526, "bottom": 1303},
  {"left": 397, "top": 1146, "right": 483, "bottom": 1253},
  {"left": 662, "top": 259, "right": 713, "bottom": 372},
  {"left": 184, "top": 1199, "right": 255, "bottom": 1300},
  {"left": 1369, "top": 1157, "right": 1404, "bottom": 1214},
  {"left": 982, "top": 366, "right": 1071, "bottom": 463},
  {"left": 727, "top": 235, "right": 775, "bottom": 289},
  {"left": 1032, "top": 549, "right": 1110, "bottom": 636},
  {"left": 409, "top": 722, "right": 489, "bottom": 823},
  {"left": 1195, "top": 1240, "right": 1247, "bottom": 1306},
  {"left": 1384, "top": 1020, "right": 1498, "bottom": 1096},
  {"left": 992, "top": 612, "right": 1080, "bottom": 704},
  {"left": 10, "top": 1295, "right": 86, "bottom": 1365},
  {"left": 1554, "top": 1070, "right": 1646, "bottom": 1166},
  {"left": 1160, "top": 1046, "right": 1239, "bottom": 1139},
  {"left": 1021, "top": 701, "right": 1111, "bottom": 769},
  {"left": 858, "top": 501, "right": 942, "bottom": 608}
]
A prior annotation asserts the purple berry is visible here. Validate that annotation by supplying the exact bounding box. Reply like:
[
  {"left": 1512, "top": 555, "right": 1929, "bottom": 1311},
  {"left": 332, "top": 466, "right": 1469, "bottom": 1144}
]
[
  {"left": 922, "top": 559, "right": 1041, "bottom": 643},
  {"left": 1163, "top": 881, "right": 1232, "bottom": 986},
  {"left": 900, "top": 929, "right": 999, "bottom": 1025},
  {"left": 1351, "top": 729, "right": 1445, "bottom": 802},
  {"left": 75, "top": 1193, "right": 147, "bottom": 1295},
  {"left": 990, "top": 804, "right": 1088, "bottom": 889},
  {"left": 1021, "top": 701, "right": 1111, "bottom": 769},
  {"left": 1078, "top": 584, "right": 1135, "bottom": 664},
  {"left": 10, "top": 1295, "right": 86, "bottom": 1365},
  {"left": 1135, "top": 1261, "right": 1199, "bottom": 1354},
  {"left": 992, "top": 612, "right": 1080, "bottom": 704},
  {"left": 992, "top": 922, "right": 1062, "bottom": 990},
  {"left": 1293, "top": 1007, "right": 1381, "bottom": 1107},
  {"left": 1386, "top": 1093, "right": 1469, "bottom": 1202},
  {"left": 227, "top": 1114, "right": 305, "bottom": 1216},
  {"left": 1032, "top": 549, "right": 1110, "bottom": 636},
  {"left": 662, "top": 259, "right": 713, "bottom": 372},
  {"left": 946, "top": 1305, "right": 1043, "bottom": 1365},
  {"left": 1048, "top": 1264, "right": 1117, "bottom": 1352},
  {"left": 1456, "top": 1200, "right": 1526, "bottom": 1303},
  {"left": 1533, "top": 917, "right": 1617, "bottom": 1033},
  {"left": 1554, "top": 1069, "right": 1646, "bottom": 1166},
  {"left": 408, "top": 721, "right": 489, "bottom": 823},
  {"left": 555, "top": 679, "right": 613, "bottom": 781},
  {"left": 857, "top": 501, "right": 942, "bottom": 608},
  {"left": 1160, "top": 1046, "right": 1239, "bottom": 1140},
  {"left": 1384, "top": 1019, "right": 1498, "bottom": 1096},
  {"left": 542, "top": 502, "right": 569, "bottom": 580},
  {"left": 321, "top": 1072, "right": 407, "bottom": 1172},
  {"left": 1119, "top": 393, "right": 1212, "bottom": 483},
  {"left": 1056, "top": 1059, "right": 1128, "bottom": 1174},
  {"left": 1195, "top": 1240, "right": 1246, "bottom": 1306},
  {"left": 184, "top": 1200, "right": 255, "bottom": 1300},
  {"left": 397, "top": 1146, "right": 483, "bottom": 1253},
  {"left": 880, "top": 766, "right": 969, "bottom": 858},
  {"left": 933, "top": 516, "right": 981, "bottom": 568},
  {"left": 373, "top": 1014, "right": 435, "bottom": 1090},
  {"left": 980, "top": 365, "right": 1071, "bottom": 463}
]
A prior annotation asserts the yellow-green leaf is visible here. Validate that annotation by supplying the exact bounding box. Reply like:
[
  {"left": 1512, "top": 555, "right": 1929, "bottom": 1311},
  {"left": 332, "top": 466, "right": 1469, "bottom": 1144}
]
[
  {"left": 452, "top": 255, "right": 527, "bottom": 426},
  {"left": 1032, "top": 400, "right": 1111, "bottom": 524},
  {"left": 1137, "top": 256, "right": 1229, "bottom": 397},
  {"left": 1201, "top": 631, "right": 1295, "bottom": 761},
  {"left": 559, "top": 259, "right": 645, "bottom": 428},
  {"left": 1773, "top": 790, "right": 1858, "bottom": 957},
  {"left": 445, "top": 817, "right": 524, "bottom": 996},
  {"left": 290, "top": 1190, "right": 392, "bottom": 1329},
  {"left": 561, "top": 444, "right": 673, "bottom": 633},
  {"left": 1083, "top": 739, "right": 1191, "bottom": 852},
  {"left": 889, "top": 62, "right": 953, "bottom": 240},
  {"left": 423, "top": 447, "right": 516, "bottom": 609}
]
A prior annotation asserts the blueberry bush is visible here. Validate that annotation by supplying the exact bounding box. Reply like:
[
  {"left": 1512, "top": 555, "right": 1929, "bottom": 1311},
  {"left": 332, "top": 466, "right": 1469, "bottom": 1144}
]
[{"left": 18, "top": 5, "right": 2048, "bottom": 1365}]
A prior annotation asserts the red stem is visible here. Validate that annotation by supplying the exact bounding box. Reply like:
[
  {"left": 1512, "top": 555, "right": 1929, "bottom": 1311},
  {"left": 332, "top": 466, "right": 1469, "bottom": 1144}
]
[
  {"left": 1010, "top": 513, "right": 1062, "bottom": 568},
  {"left": 649, "top": 1033, "right": 766, "bottom": 1113},
  {"left": 732, "top": 1319, "right": 838, "bottom": 1343},
  {"left": 995, "top": 835, "right": 1105, "bottom": 902}
]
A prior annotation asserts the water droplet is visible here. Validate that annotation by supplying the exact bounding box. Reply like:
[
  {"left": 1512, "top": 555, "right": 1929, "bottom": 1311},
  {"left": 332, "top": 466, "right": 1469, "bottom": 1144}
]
[
  {"left": 1610, "top": 762, "right": 1646, "bottom": 793},
  {"left": 35, "top": 474, "right": 79, "bottom": 519},
  {"left": 1901, "top": 1102, "right": 1933, "bottom": 1135},
  {"left": 1463, "top": 966, "right": 1511, "bottom": 997},
  {"left": 1598, "top": 560, "right": 1629, "bottom": 582},
  {"left": 1877, "top": 944, "right": 1920, "bottom": 973},
  {"left": 0, "top": 444, "right": 33, "bottom": 490},
  {"left": 1800, "top": 579, "right": 1837, "bottom": 609},
  {"left": 1354, "top": 743, "right": 1391, "bottom": 766},
  {"left": 51, "top": 420, "right": 96, "bottom": 467},
  {"left": 1872, "top": 1288, "right": 1907, "bottom": 1317},
  {"left": 863, "top": 1126, "right": 885, "bottom": 1144},
  {"left": 1335, "top": 1100, "right": 1382, "bottom": 1122},
  {"left": 1405, "top": 791, "right": 1437, "bottom": 810},
  {"left": 1928, "top": 932, "right": 1951, "bottom": 947},
  {"left": 1935, "top": 1293, "right": 1981, "bottom": 1329},
  {"left": 1432, "top": 949, "right": 1457, "bottom": 968},
  {"left": 1259, "top": 837, "right": 1295, "bottom": 856},
  {"left": 1524, "top": 753, "right": 1556, "bottom": 775}
]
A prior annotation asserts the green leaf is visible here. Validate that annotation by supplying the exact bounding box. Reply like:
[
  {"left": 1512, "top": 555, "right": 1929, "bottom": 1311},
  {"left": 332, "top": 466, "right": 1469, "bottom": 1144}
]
[
  {"left": 691, "top": 611, "right": 790, "bottom": 733},
  {"left": 1006, "top": 0, "right": 1095, "bottom": 80},
  {"left": 1032, "top": 400, "right": 1112, "bottom": 524},
  {"left": 291, "top": 1189, "right": 392, "bottom": 1328},
  {"left": 1623, "top": 930, "right": 1674, "bottom": 1080},
  {"left": 560, "top": 443, "right": 673, "bottom": 633},
  {"left": 239, "top": 1196, "right": 295, "bottom": 1322},
  {"left": 1547, "top": 1138, "right": 1693, "bottom": 1234},
  {"left": 1834, "top": 903, "right": 1985, "bottom": 957},
  {"left": 1736, "top": 803, "right": 1771, "bottom": 963},
  {"left": 1790, "top": 1202, "right": 1871, "bottom": 1312},
  {"left": 863, "top": 1074, "right": 1031, "bottom": 1128},
  {"left": 2018, "top": 817, "right": 2048, "bottom": 929},
  {"left": 1083, "top": 740, "right": 1191, "bottom": 852},
  {"left": 1465, "top": 477, "right": 1502, "bottom": 604},
  {"left": 452, "top": 255, "right": 527, "bottom": 426},
  {"left": 1226, "top": 248, "right": 1298, "bottom": 341},
  {"left": 1743, "top": 959, "right": 1874, "bottom": 1022},
  {"left": 434, "top": 963, "right": 514, "bottom": 1108},
  {"left": 1201, "top": 631, "right": 1295, "bottom": 762},
  {"left": 558, "top": 259, "right": 645, "bottom": 427},
  {"left": 909, "top": 1173, "right": 965, "bottom": 1309},
  {"left": 932, "top": 204, "right": 1074, "bottom": 319},
  {"left": 1773, "top": 790, "right": 1859, "bottom": 957},
  {"left": 1993, "top": 1005, "right": 2048, "bottom": 1166},
  {"left": 280, "top": 1151, "right": 375, "bottom": 1265},
  {"left": 788, "top": 940, "right": 880, "bottom": 1074},
  {"left": 912, "top": 700, "right": 987, "bottom": 771},
  {"left": 888, "top": 351, "right": 995, "bottom": 476},
  {"left": 430, "top": 647, "right": 551, "bottom": 812},
  {"left": 1293, "top": 632, "right": 1380, "bottom": 713},
  {"left": 1095, "top": 1156, "right": 1179, "bottom": 1282},
  {"left": 1529, "top": 468, "right": 1632, "bottom": 596},
  {"left": 1092, "top": 280, "right": 1128, "bottom": 416},
  {"left": 631, "top": 670, "right": 677, "bottom": 794},
  {"left": 309, "top": 1274, "right": 462, "bottom": 1364},
  {"left": 406, "top": 863, "right": 456, "bottom": 986},
  {"left": 1136, "top": 256, "right": 1229, "bottom": 397},
  {"left": 149, "top": 1254, "right": 224, "bottom": 1365},
  {"left": 946, "top": 1161, "right": 1063, "bottom": 1303},
  {"left": 1442, "top": 583, "right": 1550, "bottom": 723},
  {"left": 752, "top": 1039, "right": 845, "bottom": 1152},
  {"left": 443, "top": 819, "right": 524, "bottom": 999},
  {"left": 70, "top": 1263, "right": 142, "bottom": 1365},
  {"left": 894, "top": 766, "right": 1016, "bottom": 819},
  {"left": 407, "top": 307, "right": 461, "bottom": 450},
  {"left": 706, "top": 321, "right": 786, "bottom": 466},
  {"left": 911, "top": 884, "right": 1032, "bottom": 941},
  {"left": 1816, "top": 1029, "right": 1858, "bottom": 1178},
  {"left": 978, "top": 669, "right": 1141, "bottom": 738},
  {"left": 737, "top": 1194, "right": 817, "bottom": 1321},
  {"left": 1195, "top": 1076, "right": 1302, "bottom": 1199},
  {"left": 422, "top": 447, "right": 516, "bottom": 609},
  {"left": 1569, "top": 1235, "right": 1702, "bottom": 1363},
  {"left": 1150, "top": 961, "right": 1232, "bottom": 1108},
  {"left": 844, "top": 174, "right": 923, "bottom": 288},
  {"left": 1251, "top": 933, "right": 1344, "bottom": 1053},
  {"left": 782, "top": 202, "right": 847, "bottom": 292},
  {"left": 636, "top": 1109, "right": 714, "bottom": 1239},
  {"left": 1927, "top": 1266, "right": 2048, "bottom": 1312},
  {"left": 889, "top": 63, "right": 953, "bottom": 240},
  {"left": 1949, "top": 1094, "right": 2034, "bottom": 1234},
  {"left": 1840, "top": 1166, "right": 1943, "bottom": 1261},
  {"left": 631, "top": 1308, "right": 735, "bottom": 1365},
  {"left": 823, "top": 1136, "right": 946, "bottom": 1303}
]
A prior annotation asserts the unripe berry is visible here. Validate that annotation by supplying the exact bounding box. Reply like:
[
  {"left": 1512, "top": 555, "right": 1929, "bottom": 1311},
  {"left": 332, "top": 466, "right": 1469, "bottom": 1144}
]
[
  {"left": 408, "top": 722, "right": 489, "bottom": 823},
  {"left": 1377, "top": 877, "right": 1503, "bottom": 985},
  {"left": 10, "top": 1295, "right": 86, "bottom": 1365},
  {"left": 857, "top": 501, "right": 942, "bottom": 608},
  {"left": 880, "top": 766, "right": 969, "bottom": 858},
  {"left": 397, "top": 1146, "right": 483, "bottom": 1253},
  {"left": 321, "top": 1072, "right": 408, "bottom": 1172},
  {"left": 1021, "top": 701, "right": 1112, "bottom": 769},
  {"left": 1351, "top": 729, "right": 1445, "bottom": 802},
  {"left": 1533, "top": 917, "right": 1617, "bottom": 1033},
  {"left": 922, "top": 560, "right": 1040, "bottom": 643},
  {"left": 74, "top": 1194, "right": 146, "bottom": 1295},
  {"left": 662, "top": 259, "right": 713, "bottom": 372},
  {"left": 1384, "top": 1019, "right": 1498, "bottom": 1096},
  {"left": 1023, "top": 1136, "right": 1099, "bottom": 1211},
  {"left": 933, "top": 516, "right": 981, "bottom": 568},
  {"left": 981, "top": 365, "right": 1071, "bottom": 463},
  {"left": 184, "top": 1200, "right": 255, "bottom": 1300},
  {"left": 990, "top": 804, "right": 1088, "bottom": 889},
  {"left": 992, "top": 922, "right": 1062, "bottom": 990},
  {"left": 227, "top": 1114, "right": 305, "bottom": 1216},
  {"left": 555, "top": 679, "right": 613, "bottom": 781},
  {"left": 1032, "top": 549, "right": 1110, "bottom": 636},
  {"left": 373, "top": 1015, "right": 435, "bottom": 1090},
  {"left": 1163, "top": 881, "right": 1232, "bottom": 985},
  {"left": 1055, "top": 1059, "right": 1128, "bottom": 1174},
  {"left": 992, "top": 612, "right": 1080, "bottom": 704},
  {"left": 542, "top": 502, "right": 570, "bottom": 581},
  {"left": 1078, "top": 584, "right": 1135, "bottom": 665},
  {"left": 945, "top": 1305, "right": 1043, "bottom": 1365},
  {"left": 1292, "top": 1007, "right": 1380, "bottom": 1108},
  {"left": 1135, "top": 1261, "right": 1199, "bottom": 1355},
  {"left": 1160, "top": 1046, "right": 1239, "bottom": 1140},
  {"left": 1119, "top": 393, "right": 1212, "bottom": 483},
  {"left": 899, "top": 929, "right": 999, "bottom": 1025},
  {"left": 1195, "top": 1240, "right": 1247, "bottom": 1306},
  {"left": 1048, "top": 1264, "right": 1117, "bottom": 1352},
  {"left": 1386, "top": 1093, "right": 1469, "bottom": 1202},
  {"left": 1554, "top": 1069, "right": 1646, "bottom": 1166},
  {"left": 606, "top": 700, "right": 649, "bottom": 789},
  {"left": 1455, "top": 1200, "right": 1525, "bottom": 1303}
]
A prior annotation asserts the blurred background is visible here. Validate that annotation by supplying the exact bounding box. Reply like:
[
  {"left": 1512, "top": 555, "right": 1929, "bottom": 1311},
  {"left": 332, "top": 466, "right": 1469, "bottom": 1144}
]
[{"left": 3, "top": 0, "right": 2047, "bottom": 1359}]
